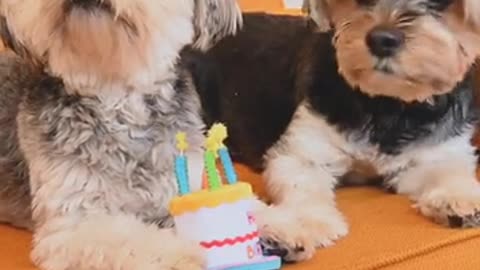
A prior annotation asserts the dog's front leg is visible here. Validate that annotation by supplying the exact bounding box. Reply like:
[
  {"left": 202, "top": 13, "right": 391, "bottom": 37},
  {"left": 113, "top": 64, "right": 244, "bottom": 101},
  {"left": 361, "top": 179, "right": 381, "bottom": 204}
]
[
  {"left": 32, "top": 214, "right": 204, "bottom": 270},
  {"left": 26, "top": 158, "right": 204, "bottom": 270},
  {"left": 390, "top": 134, "right": 480, "bottom": 228},
  {"left": 254, "top": 105, "right": 349, "bottom": 262}
]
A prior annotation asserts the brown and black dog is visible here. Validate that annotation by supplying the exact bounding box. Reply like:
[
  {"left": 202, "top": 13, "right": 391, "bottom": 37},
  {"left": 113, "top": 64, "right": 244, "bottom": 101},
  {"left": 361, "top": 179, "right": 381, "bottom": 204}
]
[{"left": 186, "top": 0, "right": 480, "bottom": 262}]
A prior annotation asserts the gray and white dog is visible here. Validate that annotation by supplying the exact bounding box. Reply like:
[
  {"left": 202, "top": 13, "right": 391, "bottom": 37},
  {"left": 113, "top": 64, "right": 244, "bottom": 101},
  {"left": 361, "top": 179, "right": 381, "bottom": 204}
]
[{"left": 0, "top": 0, "right": 267, "bottom": 269}]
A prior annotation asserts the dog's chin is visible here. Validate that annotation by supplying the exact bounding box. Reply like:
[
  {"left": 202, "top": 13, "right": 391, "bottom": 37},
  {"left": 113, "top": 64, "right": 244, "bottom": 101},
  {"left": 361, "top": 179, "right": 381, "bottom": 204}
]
[
  {"left": 342, "top": 66, "right": 449, "bottom": 103},
  {"left": 373, "top": 60, "right": 394, "bottom": 75}
]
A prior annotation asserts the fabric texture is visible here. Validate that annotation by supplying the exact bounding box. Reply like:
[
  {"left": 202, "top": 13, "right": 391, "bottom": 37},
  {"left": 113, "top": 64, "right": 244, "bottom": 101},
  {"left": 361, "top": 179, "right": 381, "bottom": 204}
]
[
  {"left": 238, "top": 164, "right": 480, "bottom": 270},
  {"left": 2, "top": 165, "right": 480, "bottom": 269}
]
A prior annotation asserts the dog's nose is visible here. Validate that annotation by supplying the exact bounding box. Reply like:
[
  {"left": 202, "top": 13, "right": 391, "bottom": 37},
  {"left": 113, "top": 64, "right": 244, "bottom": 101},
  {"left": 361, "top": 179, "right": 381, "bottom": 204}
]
[
  {"left": 366, "top": 27, "right": 405, "bottom": 58},
  {"left": 68, "top": 0, "right": 103, "bottom": 9}
]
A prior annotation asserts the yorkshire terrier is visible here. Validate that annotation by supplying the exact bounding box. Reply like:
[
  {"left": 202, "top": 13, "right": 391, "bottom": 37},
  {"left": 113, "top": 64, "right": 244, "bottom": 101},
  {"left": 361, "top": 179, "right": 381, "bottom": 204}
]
[
  {"left": 0, "top": 0, "right": 245, "bottom": 269},
  {"left": 187, "top": 0, "right": 480, "bottom": 262}
]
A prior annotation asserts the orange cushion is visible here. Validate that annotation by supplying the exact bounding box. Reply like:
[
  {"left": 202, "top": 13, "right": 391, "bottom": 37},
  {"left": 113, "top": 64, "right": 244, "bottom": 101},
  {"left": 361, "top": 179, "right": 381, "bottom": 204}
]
[
  {"left": 237, "top": 164, "right": 480, "bottom": 270},
  {"left": 2, "top": 165, "right": 480, "bottom": 269}
]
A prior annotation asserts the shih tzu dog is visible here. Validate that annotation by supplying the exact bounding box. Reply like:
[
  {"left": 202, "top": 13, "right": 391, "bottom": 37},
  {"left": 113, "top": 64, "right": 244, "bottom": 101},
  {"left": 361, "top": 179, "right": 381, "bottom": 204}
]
[
  {"left": 186, "top": 0, "right": 480, "bottom": 262},
  {"left": 0, "top": 0, "right": 248, "bottom": 269}
]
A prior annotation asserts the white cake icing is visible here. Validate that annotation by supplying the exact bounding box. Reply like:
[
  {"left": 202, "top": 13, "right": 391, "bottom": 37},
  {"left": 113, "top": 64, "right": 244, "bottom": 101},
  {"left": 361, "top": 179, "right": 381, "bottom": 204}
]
[{"left": 171, "top": 185, "right": 263, "bottom": 269}]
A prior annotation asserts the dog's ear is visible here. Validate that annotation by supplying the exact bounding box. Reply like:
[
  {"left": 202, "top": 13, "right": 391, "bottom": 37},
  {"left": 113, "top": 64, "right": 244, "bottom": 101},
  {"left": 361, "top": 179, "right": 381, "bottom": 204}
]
[
  {"left": 0, "top": 15, "right": 34, "bottom": 60},
  {"left": 462, "top": 0, "right": 480, "bottom": 28},
  {"left": 0, "top": 15, "right": 17, "bottom": 52},
  {"left": 302, "top": 0, "right": 331, "bottom": 32},
  {"left": 193, "top": 0, "right": 243, "bottom": 51}
]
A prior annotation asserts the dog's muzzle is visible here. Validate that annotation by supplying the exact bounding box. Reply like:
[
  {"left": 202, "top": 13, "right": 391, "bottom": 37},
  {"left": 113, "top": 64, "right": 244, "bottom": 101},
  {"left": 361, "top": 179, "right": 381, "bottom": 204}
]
[{"left": 66, "top": 0, "right": 112, "bottom": 12}]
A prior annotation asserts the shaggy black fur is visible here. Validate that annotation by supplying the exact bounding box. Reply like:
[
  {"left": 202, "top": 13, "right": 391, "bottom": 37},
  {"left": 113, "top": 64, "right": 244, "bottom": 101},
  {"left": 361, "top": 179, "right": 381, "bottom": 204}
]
[
  {"left": 184, "top": 13, "right": 477, "bottom": 169},
  {"left": 183, "top": 14, "right": 314, "bottom": 170}
]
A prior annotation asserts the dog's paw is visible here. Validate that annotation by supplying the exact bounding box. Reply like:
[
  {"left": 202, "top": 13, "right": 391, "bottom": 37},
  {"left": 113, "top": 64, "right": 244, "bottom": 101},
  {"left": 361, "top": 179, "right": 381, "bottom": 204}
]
[
  {"left": 33, "top": 236, "right": 205, "bottom": 270},
  {"left": 140, "top": 242, "right": 205, "bottom": 270},
  {"left": 255, "top": 204, "right": 348, "bottom": 262},
  {"left": 416, "top": 188, "right": 480, "bottom": 228},
  {"left": 33, "top": 234, "right": 205, "bottom": 270},
  {"left": 113, "top": 233, "right": 205, "bottom": 270},
  {"left": 31, "top": 216, "right": 205, "bottom": 270}
]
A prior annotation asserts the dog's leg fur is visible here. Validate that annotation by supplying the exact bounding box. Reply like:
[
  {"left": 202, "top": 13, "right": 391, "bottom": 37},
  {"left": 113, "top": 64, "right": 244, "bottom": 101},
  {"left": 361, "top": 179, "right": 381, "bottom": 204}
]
[
  {"left": 18, "top": 122, "right": 205, "bottom": 270},
  {"left": 256, "top": 104, "right": 349, "bottom": 261},
  {"left": 0, "top": 163, "right": 31, "bottom": 230},
  {"left": 0, "top": 53, "right": 32, "bottom": 230},
  {"left": 13, "top": 75, "right": 207, "bottom": 270},
  {"left": 389, "top": 131, "right": 480, "bottom": 228}
]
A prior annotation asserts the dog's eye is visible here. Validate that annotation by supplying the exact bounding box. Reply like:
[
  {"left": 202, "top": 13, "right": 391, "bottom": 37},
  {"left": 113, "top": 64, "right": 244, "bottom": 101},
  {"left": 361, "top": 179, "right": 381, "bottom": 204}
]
[
  {"left": 356, "top": 0, "right": 377, "bottom": 7},
  {"left": 397, "top": 11, "right": 420, "bottom": 24},
  {"left": 426, "top": 0, "right": 453, "bottom": 11}
]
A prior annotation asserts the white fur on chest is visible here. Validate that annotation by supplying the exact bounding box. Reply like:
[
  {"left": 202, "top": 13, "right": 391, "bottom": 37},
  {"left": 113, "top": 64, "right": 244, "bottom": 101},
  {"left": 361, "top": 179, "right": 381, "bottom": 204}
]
[{"left": 266, "top": 104, "right": 474, "bottom": 185}]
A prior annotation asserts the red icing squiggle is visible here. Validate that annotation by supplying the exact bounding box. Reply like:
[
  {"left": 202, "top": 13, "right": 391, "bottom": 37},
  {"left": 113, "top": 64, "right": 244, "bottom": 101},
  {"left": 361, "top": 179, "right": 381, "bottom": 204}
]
[{"left": 200, "top": 231, "right": 259, "bottom": 249}]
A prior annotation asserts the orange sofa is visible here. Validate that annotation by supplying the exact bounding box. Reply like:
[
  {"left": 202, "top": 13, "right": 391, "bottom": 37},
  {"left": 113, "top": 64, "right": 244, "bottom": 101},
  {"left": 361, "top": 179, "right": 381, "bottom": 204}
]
[
  {"left": 2, "top": 164, "right": 480, "bottom": 270},
  {"left": 2, "top": 1, "right": 480, "bottom": 269}
]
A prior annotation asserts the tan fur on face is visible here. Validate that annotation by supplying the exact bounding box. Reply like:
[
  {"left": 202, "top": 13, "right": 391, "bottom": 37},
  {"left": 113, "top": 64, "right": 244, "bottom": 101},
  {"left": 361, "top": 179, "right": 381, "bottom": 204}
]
[
  {"left": 303, "top": 0, "right": 480, "bottom": 102},
  {"left": 193, "top": 0, "right": 243, "bottom": 50},
  {"left": 444, "top": 1, "right": 480, "bottom": 56},
  {"left": 304, "top": 0, "right": 480, "bottom": 36},
  {"left": 303, "top": 0, "right": 357, "bottom": 31},
  {"left": 1, "top": 0, "right": 197, "bottom": 95},
  {"left": 462, "top": 0, "right": 480, "bottom": 28},
  {"left": 336, "top": 12, "right": 472, "bottom": 102},
  {"left": 1, "top": 0, "right": 242, "bottom": 96}
]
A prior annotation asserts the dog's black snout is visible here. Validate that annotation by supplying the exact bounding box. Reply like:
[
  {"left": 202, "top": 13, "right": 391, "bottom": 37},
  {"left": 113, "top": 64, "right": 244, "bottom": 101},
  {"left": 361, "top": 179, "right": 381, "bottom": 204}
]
[{"left": 366, "top": 27, "right": 405, "bottom": 58}]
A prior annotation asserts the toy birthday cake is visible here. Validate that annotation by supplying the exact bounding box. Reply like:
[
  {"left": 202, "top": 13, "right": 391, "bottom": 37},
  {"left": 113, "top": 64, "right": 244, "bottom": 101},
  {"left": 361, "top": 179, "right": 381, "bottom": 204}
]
[{"left": 170, "top": 124, "right": 281, "bottom": 270}]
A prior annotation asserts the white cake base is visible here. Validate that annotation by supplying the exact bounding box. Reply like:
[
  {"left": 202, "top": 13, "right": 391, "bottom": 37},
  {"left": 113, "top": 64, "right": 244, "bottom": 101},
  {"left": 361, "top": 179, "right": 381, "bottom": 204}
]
[
  {"left": 174, "top": 198, "right": 262, "bottom": 269},
  {"left": 203, "top": 232, "right": 262, "bottom": 268}
]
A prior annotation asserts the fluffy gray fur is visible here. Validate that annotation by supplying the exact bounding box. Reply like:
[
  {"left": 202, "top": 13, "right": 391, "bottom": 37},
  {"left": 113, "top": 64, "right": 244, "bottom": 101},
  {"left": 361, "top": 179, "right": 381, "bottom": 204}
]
[
  {"left": 0, "top": 52, "right": 207, "bottom": 225},
  {"left": 0, "top": 52, "right": 31, "bottom": 229},
  {"left": 0, "top": 51, "right": 208, "bottom": 268}
]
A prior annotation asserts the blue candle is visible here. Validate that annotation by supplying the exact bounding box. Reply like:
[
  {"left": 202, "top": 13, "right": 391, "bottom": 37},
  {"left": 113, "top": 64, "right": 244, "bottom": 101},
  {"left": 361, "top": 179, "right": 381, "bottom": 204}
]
[
  {"left": 175, "top": 155, "right": 190, "bottom": 195},
  {"left": 219, "top": 147, "right": 237, "bottom": 184}
]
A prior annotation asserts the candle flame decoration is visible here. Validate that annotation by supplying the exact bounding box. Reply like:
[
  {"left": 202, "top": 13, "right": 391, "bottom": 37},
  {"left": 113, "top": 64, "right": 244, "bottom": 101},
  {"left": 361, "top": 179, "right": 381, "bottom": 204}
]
[
  {"left": 174, "top": 123, "right": 238, "bottom": 195},
  {"left": 176, "top": 132, "right": 188, "bottom": 153},
  {"left": 209, "top": 124, "right": 238, "bottom": 185},
  {"left": 208, "top": 123, "right": 228, "bottom": 149}
]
